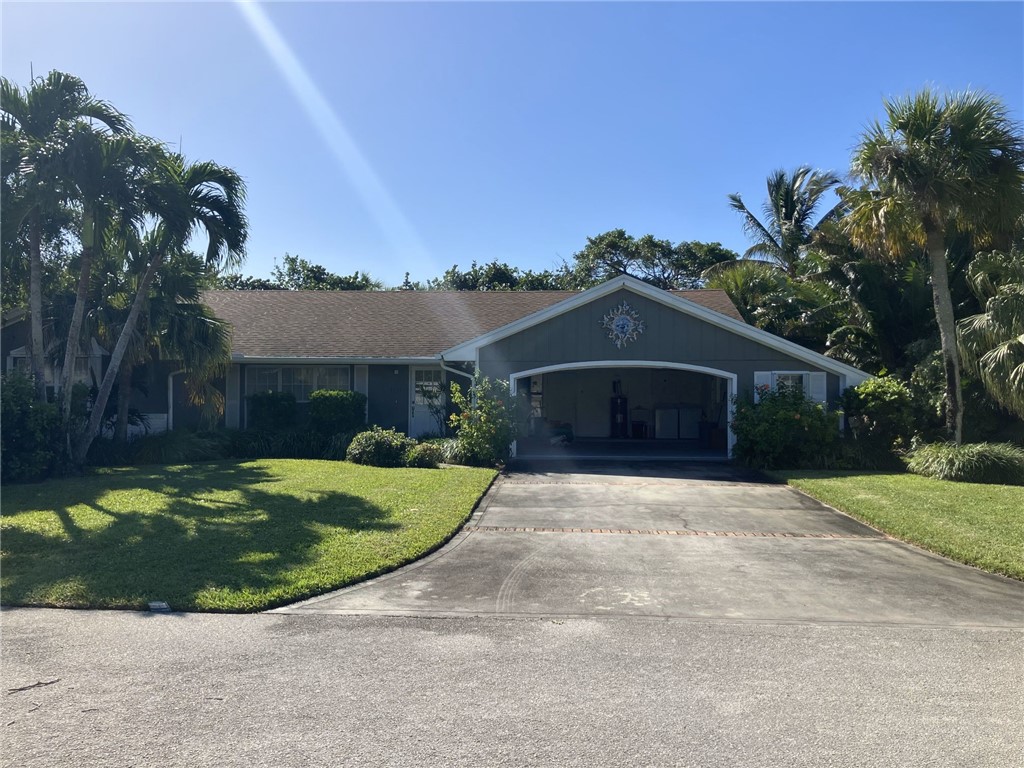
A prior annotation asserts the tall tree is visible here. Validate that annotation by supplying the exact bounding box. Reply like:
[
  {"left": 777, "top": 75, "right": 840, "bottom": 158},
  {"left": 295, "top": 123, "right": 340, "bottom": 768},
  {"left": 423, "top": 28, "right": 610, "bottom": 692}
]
[
  {"left": 727, "top": 166, "right": 842, "bottom": 277},
  {"left": 564, "top": 229, "right": 737, "bottom": 289},
  {"left": 271, "top": 253, "right": 380, "bottom": 290},
  {"left": 54, "top": 124, "right": 154, "bottom": 433},
  {"left": 0, "top": 71, "right": 130, "bottom": 400},
  {"left": 74, "top": 154, "right": 247, "bottom": 462},
  {"left": 94, "top": 247, "right": 233, "bottom": 442},
  {"left": 426, "top": 260, "right": 566, "bottom": 291},
  {"left": 846, "top": 90, "right": 1024, "bottom": 443}
]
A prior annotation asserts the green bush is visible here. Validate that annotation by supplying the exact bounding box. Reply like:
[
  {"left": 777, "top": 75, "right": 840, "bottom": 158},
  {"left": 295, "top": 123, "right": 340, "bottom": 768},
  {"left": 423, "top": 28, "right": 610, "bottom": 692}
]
[
  {"left": 731, "top": 384, "right": 841, "bottom": 469},
  {"left": 130, "top": 430, "right": 232, "bottom": 465},
  {"left": 842, "top": 376, "right": 914, "bottom": 454},
  {"left": 86, "top": 437, "right": 136, "bottom": 467},
  {"left": 405, "top": 441, "right": 443, "bottom": 468},
  {"left": 247, "top": 391, "right": 297, "bottom": 432},
  {"left": 322, "top": 431, "right": 356, "bottom": 461},
  {"left": 906, "top": 442, "right": 1024, "bottom": 485},
  {"left": 448, "top": 375, "right": 519, "bottom": 467},
  {"left": 308, "top": 389, "right": 367, "bottom": 436},
  {"left": 1, "top": 371, "right": 61, "bottom": 483},
  {"left": 346, "top": 427, "right": 415, "bottom": 467}
]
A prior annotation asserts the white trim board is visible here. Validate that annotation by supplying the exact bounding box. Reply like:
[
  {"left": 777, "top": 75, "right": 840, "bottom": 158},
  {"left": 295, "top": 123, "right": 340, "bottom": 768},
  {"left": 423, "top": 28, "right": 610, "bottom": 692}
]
[{"left": 441, "top": 275, "right": 870, "bottom": 386}]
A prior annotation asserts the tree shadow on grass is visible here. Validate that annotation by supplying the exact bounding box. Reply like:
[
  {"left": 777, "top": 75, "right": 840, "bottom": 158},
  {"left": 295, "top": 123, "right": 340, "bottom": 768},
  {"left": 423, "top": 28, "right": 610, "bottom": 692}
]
[{"left": 1, "top": 461, "right": 404, "bottom": 612}]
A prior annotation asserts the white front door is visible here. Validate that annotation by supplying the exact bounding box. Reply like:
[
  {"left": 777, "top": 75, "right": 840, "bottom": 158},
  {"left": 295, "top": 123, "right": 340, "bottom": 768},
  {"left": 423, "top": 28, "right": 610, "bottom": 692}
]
[{"left": 410, "top": 367, "right": 445, "bottom": 438}]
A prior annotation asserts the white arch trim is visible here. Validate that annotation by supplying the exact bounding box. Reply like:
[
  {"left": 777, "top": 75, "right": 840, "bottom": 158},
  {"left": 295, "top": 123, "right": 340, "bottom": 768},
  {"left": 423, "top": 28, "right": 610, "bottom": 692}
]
[{"left": 508, "top": 360, "right": 737, "bottom": 458}]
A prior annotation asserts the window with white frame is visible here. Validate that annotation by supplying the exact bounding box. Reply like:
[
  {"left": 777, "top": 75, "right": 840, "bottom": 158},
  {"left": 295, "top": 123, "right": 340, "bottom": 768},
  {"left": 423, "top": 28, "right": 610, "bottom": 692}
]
[
  {"left": 247, "top": 365, "right": 351, "bottom": 402},
  {"left": 754, "top": 371, "right": 827, "bottom": 403}
]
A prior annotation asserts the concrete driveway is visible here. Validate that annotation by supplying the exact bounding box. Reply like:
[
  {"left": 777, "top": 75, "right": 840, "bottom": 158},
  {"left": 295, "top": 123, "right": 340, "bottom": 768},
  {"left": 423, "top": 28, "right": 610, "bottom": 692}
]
[{"left": 278, "top": 462, "right": 1023, "bottom": 627}]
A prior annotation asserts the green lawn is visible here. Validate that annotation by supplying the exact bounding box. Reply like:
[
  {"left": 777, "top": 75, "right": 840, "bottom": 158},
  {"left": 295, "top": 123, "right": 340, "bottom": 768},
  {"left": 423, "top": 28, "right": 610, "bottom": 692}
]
[
  {"left": 1, "top": 459, "right": 496, "bottom": 612},
  {"left": 771, "top": 470, "right": 1024, "bottom": 580}
]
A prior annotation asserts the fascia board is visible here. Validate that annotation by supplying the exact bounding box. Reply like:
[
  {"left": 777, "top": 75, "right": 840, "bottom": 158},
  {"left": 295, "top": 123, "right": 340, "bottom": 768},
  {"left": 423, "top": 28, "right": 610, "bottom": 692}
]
[{"left": 229, "top": 355, "right": 440, "bottom": 365}]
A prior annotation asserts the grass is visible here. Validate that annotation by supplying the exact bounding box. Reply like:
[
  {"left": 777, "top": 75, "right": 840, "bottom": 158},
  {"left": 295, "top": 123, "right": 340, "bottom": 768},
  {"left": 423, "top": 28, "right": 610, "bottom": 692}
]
[
  {"left": 1, "top": 459, "right": 496, "bottom": 612},
  {"left": 770, "top": 470, "right": 1024, "bottom": 581}
]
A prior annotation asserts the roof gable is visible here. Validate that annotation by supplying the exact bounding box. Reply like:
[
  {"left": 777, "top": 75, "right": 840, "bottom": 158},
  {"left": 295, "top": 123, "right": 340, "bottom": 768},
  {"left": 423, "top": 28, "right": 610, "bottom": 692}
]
[{"left": 441, "top": 275, "right": 870, "bottom": 384}]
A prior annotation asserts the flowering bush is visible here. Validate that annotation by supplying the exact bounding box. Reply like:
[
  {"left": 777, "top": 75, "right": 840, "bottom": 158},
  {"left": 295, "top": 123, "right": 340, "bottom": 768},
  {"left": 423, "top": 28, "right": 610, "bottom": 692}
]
[
  {"left": 448, "top": 375, "right": 519, "bottom": 467},
  {"left": 731, "top": 383, "right": 840, "bottom": 469}
]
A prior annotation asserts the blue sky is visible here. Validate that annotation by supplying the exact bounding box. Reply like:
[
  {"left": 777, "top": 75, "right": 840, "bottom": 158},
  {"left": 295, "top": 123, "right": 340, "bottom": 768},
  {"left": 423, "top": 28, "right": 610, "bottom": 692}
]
[{"left": 3, "top": 1, "right": 1022, "bottom": 287}]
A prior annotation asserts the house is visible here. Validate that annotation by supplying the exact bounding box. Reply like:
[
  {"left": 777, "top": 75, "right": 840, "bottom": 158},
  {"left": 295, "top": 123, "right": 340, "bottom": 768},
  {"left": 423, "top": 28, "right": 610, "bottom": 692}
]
[
  {"left": 204, "top": 275, "right": 869, "bottom": 458},
  {"left": 2, "top": 277, "right": 870, "bottom": 457}
]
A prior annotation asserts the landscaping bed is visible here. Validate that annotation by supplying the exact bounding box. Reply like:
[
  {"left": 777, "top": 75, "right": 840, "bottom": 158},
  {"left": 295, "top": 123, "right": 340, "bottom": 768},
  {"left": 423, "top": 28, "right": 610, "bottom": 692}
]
[
  {"left": 1, "top": 459, "right": 496, "bottom": 612},
  {"left": 771, "top": 470, "right": 1024, "bottom": 580}
]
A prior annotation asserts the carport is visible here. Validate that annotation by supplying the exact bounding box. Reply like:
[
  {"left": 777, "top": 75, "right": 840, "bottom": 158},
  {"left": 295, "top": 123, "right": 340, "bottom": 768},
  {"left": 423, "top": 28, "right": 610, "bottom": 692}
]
[{"left": 510, "top": 362, "right": 733, "bottom": 460}]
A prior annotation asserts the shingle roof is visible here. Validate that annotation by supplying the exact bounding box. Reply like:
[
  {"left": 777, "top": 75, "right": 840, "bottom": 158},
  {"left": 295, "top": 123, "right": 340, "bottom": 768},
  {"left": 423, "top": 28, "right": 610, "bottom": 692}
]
[{"left": 201, "top": 289, "right": 745, "bottom": 359}]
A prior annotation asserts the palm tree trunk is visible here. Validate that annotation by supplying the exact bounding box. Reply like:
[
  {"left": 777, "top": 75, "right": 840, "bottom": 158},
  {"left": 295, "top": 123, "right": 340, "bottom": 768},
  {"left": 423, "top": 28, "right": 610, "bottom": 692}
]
[
  {"left": 925, "top": 227, "right": 964, "bottom": 444},
  {"left": 60, "top": 210, "right": 97, "bottom": 433},
  {"left": 74, "top": 250, "right": 163, "bottom": 463},
  {"left": 28, "top": 209, "right": 47, "bottom": 402},
  {"left": 114, "top": 361, "right": 133, "bottom": 443}
]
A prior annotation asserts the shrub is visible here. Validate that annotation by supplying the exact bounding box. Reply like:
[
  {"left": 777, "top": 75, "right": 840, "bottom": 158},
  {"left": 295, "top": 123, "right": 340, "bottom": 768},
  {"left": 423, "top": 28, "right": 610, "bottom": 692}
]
[
  {"left": 842, "top": 376, "right": 914, "bottom": 454},
  {"left": 346, "top": 427, "right": 415, "bottom": 467},
  {"left": 1, "top": 371, "right": 61, "bottom": 483},
  {"left": 448, "top": 375, "right": 519, "bottom": 467},
  {"left": 405, "top": 441, "right": 443, "bottom": 468},
  {"left": 308, "top": 389, "right": 367, "bottom": 437},
  {"left": 86, "top": 437, "right": 136, "bottom": 467},
  {"left": 322, "top": 431, "right": 356, "bottom": 461},
  {"left": 247, "top": 391, "right": 297, "bottom": 432},
  {"left": 730, "top": 384, "right": 841, "bottom": 469},
  {"left": 431, "top": 437, "right": 468, "bottom": 465},
  {"left": 906, "top": 442, "right": 1024, "bottom": 485},
  {"left": 131, "top": 430, "right": 231, "bottom": 465}
]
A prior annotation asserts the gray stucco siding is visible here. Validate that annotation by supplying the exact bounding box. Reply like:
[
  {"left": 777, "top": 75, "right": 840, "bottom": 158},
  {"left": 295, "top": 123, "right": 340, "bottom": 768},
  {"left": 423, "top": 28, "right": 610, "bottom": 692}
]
[{"left": 477, "top": 289, "right": 842, "bottom": 402}]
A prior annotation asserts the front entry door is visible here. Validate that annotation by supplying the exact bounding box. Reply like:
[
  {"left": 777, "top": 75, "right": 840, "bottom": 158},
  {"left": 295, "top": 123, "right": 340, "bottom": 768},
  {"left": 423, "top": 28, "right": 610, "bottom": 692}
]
[{"left": 410, "top": 367, "right": 444, "bottom": 438}]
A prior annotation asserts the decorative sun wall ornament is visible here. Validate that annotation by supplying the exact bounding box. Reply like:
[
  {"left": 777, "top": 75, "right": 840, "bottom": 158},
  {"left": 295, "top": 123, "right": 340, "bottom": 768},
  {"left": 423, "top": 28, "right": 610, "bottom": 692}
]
[{"left": 601, "top": 301, "right": 645, "bottom": 348}]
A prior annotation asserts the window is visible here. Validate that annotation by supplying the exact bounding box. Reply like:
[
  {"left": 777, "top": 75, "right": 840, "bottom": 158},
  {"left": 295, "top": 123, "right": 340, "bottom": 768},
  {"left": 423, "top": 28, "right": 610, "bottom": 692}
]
[
  {"left": 773, "top": 373, "right": 806, "bottom": 392},
  {"left": 754, "top": 371, "right": 827, "bottom": 404},
  {"left": 413, "top": 369, "right": 443, "bottom": 406},
  {"left": 247, "top": 365, "right": 351, "bottom": 402}
]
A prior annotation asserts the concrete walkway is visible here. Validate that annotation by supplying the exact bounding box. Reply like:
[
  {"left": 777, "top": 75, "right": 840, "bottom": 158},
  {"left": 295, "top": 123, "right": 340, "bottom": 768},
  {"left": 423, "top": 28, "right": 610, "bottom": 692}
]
[{"left": 277, "top": 462, "right": 1024, "bottom": 627}]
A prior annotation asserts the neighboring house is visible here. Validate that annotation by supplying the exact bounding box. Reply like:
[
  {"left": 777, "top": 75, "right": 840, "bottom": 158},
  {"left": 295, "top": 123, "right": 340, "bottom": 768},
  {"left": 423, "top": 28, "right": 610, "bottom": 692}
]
[
  {"left": 2, "top": 277, "right": 870, "bottom": 457},
  {"left": 0, "top": 308, "right": 200, "bottom": 438}
]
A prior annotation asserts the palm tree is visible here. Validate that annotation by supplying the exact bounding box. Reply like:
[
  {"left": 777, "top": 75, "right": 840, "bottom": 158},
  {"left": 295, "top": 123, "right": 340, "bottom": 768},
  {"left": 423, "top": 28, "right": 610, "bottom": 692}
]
[
  {"left": 958, "top": 248, "right": 1024, "bottom": 418},
  {"left": 806, "top": 220, "right": 935, "bottom": 373},
  {"left": 727, "top": 166, "right": 842, "bottom": 277},
  {"left": 0, "top": 71, "right": 130, "bottom": 400},
  {"left": 73, "top": 154, "right": 247, "bottom": 462},
  {"left": 93, "top": 246, "right": 233, "bottom": 443},
  {"left": 846, "top": 89, "right": 1024, "bottom": 443},
  {"left": 53, "top": 123, "right": 155, "bottom": 432},
  {"left": 703, "top": 258, "right": 836, "bottom": 350}
]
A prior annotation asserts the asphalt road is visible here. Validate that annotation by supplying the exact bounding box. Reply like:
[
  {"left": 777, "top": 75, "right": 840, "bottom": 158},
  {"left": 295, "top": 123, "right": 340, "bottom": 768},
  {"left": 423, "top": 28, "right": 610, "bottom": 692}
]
[{"left": 3, "top": 610, "right": 1023, "bottom": 768}]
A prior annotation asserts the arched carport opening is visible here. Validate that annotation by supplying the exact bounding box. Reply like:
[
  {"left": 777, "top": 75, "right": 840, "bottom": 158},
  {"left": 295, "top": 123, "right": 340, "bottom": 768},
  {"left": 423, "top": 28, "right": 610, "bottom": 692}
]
[{"left": 508, "top": 361, "right": 737, "bottom": 460}]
